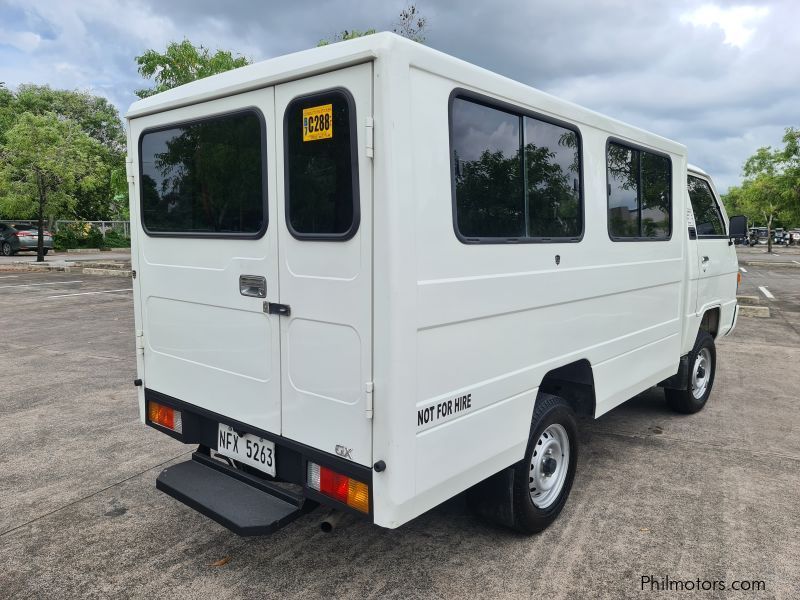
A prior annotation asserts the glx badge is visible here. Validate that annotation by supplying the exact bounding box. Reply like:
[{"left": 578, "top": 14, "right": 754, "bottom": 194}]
[{"left": 335, "top": 445, "right": 353, "bottom": 460}]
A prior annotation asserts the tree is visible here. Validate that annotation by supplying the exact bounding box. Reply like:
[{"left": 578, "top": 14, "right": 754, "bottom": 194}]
[
  {"left": 318, "top": 4, "right": 427, "bottom": 46},
  {"left": 0, "top": 113, "right": 105, "bottom": 261},
  {"left": 393, "top": 5, "right": 427, "bottom": 43},
  {"left": 135, "top": 39, "right": 251, "bottom": 98},
  {"left": 0, "top": 85, "right": 127, "bottom": 222},
  {"left": 722, "top": 127, "right": 800, "bottom": 253}
]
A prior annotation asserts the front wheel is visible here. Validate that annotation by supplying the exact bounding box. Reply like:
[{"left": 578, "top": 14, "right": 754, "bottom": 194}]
[
  {"left": 510, "top": 393, "right": 579, "bottom": 534},
  {"left": 665, "top": 330, "right": 716, "bottom": 414}
]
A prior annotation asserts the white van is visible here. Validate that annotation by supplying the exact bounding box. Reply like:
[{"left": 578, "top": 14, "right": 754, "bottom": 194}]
[{"left": 126, "top": 33, "right": 745, "bottom": 535}]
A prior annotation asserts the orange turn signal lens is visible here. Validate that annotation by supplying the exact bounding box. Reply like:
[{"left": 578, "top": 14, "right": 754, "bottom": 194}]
[{"left": 148, "top": 401, "right": 182, "bottom": 433}]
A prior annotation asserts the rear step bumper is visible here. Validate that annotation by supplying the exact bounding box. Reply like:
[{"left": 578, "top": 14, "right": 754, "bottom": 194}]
[{"left": 156, "top": 452, "right": 315, "bottom": 536}]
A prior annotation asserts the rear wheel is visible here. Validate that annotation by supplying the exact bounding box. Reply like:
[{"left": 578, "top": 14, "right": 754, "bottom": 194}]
[
  {"left": 665, "top": 330, "right": 716, "bottom": 414},
  {"left": 42, "top": 248, "right": 49, "bottom": 256},
  {"left": 1, "top": 242, "right": 13, "bottom": 256},
  {"left": 510, "top": 393, "right": 578, "bottom": 533}
]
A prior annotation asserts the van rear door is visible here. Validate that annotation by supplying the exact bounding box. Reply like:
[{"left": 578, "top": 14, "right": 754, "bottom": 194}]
[
  {"left": 275, "top": 64, "right": 373, "bottom": 467},
  {"left": 132, "top": 88, "right": 282, "bottom": 433}
]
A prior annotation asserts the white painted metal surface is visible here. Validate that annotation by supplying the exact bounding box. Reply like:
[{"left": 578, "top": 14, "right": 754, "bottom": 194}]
[{"left": 127, "top": 33, "right": 738, "bottom": 530}]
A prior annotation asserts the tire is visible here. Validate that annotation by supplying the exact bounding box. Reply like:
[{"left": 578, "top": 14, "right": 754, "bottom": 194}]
[
  {"left": 510, "top": 393, "right": 579, "bottom": 534},
  {"left": 42, "top": 248, "right": 49, "bottom": 256},
  {"left": 665, "top": 330, "right": 716, "bottom": 414},
  {"left": 1, "top": 241, "right": 13, "bottom": 256}
]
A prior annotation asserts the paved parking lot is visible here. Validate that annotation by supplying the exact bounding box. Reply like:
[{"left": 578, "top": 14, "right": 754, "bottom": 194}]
[{"left": 1, "top": 265, "right": 799, "bottom": 599}]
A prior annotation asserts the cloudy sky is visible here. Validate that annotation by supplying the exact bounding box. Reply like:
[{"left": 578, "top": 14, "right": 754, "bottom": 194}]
[{"left": 1, "top": 0, "right": 797, "bottom": 191}]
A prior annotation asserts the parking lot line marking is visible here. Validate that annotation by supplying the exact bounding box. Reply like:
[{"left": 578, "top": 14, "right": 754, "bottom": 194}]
[
  {"left": 0, "top": 279, "right": 83, "bottom": 289},
  {"left": 0, "top": 275, "right": 20, "bottom": 279},
  {"left": 47, "top": 288, "right": 132, "bottom": 299},
  {"left": 758, "top": 286, "right": 775, "bottom": 300},
  {"left": 793, "top": 260, "right": 800, "bottom": 265},
  {"left": 739, "top": 267, "right": 747, "bottom": 273}
]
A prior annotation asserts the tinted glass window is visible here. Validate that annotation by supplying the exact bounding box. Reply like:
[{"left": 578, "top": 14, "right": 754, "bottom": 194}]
[
  {"left": 524, "top": 118, "right": 582, "bottom": 237},
  {"left": 451, "top": 97, "right": 583, "bottom": 241},
  {"left": 688, "top": 176, "right": 725, "bottom": 236},
  {"left": 140, "top": 111, "right": 265, "bottom": 235},
  {"left": 607, "top": 142, "right": 671, "bottom": 239},
  {"left": 640, "top": 153, "right": 671, "bottom": 238},
  {"left": 452, "top": 99, "right": 523, "bottom": 238},
  {"left": 607, "top": 145, "right": 640, "bottom": 237},
  {"left": 285, "top": 92, "right": 357, "bottom": 238}
]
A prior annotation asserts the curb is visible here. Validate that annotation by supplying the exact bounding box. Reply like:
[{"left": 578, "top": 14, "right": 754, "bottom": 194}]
[
  {"left": 81, "top": 268, "right": 132, "bottom": 277},
  {"left": 739, "top": 305, "right": 770, "bottom": 318},
  {"left": 743, "top": 260, "right": 800, "bottom": 268}
]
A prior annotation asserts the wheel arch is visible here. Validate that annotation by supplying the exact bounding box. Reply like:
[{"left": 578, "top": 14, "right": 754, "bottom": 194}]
[
  {"left": 537, "top": 359, "right": 596, "bottom": 418},
  {"left": 699, "top": 305, "right": 721, "bottom": 339}
]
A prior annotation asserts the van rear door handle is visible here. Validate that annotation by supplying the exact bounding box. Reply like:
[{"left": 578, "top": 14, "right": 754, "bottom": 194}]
[{"left": 239, "top": 275, "right": 266, "bottom": 298}]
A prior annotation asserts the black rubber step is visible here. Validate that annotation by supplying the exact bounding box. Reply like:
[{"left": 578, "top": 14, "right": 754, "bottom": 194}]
[{"left": 157, "top": 458, "right": 306, "bottom": 536}]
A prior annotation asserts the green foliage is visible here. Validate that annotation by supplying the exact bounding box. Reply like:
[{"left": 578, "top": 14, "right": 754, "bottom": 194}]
[
  {"left": 0, "top": 85, "right": 126, "bottom": 222},
  {"left": 102, "top": 228, "right": 131, "bottom": 248},
  {"left": 0, "top": 112, "right": 104, "bottom": 219},
  {"left": 317, "top": 29, "right": 378, "bottom": 47},
  {"left": 12, "top": 84, "right": 125, "bottom": 151},
  {"left": 52, "top": 222, "right": 130, "bottom": 250},
  {"left": 722, "top": 127, "right": 800, "bottom": 251},
  {"left": 135, "top": 39, "right": 251, "bottom": 98},
  {"left": 318, "top": 3, "right": 427, "bottom": 46}
]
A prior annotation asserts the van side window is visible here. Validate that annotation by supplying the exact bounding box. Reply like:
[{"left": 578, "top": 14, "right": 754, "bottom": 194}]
[
  {"left": 687, "top": 176, "right": 726, "bottom": 236},
  {"left": 139, "top": 110, "right": 266, "bottom": 236},
  {"left": 285, "top": 90, "right": 359, "bottom": 240},
  {"left": 451, "top": 95, "right": 582, "bottom": 242},
  {"left": 607, "top": 142, "right": 671, "bottom": 239}
]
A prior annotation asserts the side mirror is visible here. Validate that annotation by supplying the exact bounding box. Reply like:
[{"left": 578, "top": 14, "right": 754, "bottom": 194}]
[{"left": 729, "top": 215, "right": 747, "bottom": 238}]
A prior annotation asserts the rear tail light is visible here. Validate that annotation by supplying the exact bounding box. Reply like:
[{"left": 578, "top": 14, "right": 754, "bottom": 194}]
[
  {"left": 147, "top": 401, "right": 182, "bottom": 433},
  {"left": 307, "top": 462, "right": 369, "bottom": 513},
  {"left": 15, "top": 231, "right": 32, "bottom": 237}
]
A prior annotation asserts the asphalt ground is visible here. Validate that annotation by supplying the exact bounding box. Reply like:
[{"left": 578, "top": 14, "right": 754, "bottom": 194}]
[{"left": 1, "top": 265, "right": 798, "bottom": 599}]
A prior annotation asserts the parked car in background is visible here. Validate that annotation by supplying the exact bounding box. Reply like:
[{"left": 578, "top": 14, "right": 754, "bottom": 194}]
[
  {"left": 789, "top": 230, "right": 800, "bottom": 245},
  {"left": 0, "top": 223, "right": 53, "bottom": 256}
]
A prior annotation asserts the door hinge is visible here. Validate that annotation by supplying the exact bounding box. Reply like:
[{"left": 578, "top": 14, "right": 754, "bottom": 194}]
[
  {"left": 263, "top": 301, "right": 291, "bottom": 316},
  {"left": 125, "top": 155, "right": 135, "bottom": 184},
  {"left": 135, "top": 329, "right": 144, "bottom": 354},
  {"left": 365, "top": 117, "right": 374, "bottom": 159},
  {"left": 365, "top": 381, "right": 374, "bottom": 419}
]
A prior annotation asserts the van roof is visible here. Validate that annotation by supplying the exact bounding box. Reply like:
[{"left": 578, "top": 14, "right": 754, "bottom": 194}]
[{"left": 126, "top": 32, "right": 685, "bottom": 156}]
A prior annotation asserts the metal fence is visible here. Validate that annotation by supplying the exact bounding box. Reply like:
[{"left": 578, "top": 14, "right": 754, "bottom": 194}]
[{"left": 0, "top": 220, "right": 130, "bottom": 238}]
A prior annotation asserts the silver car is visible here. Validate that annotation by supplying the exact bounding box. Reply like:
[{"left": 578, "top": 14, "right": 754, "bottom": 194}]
[{"left": 0, "top": 223, "right": 54, "bottom": 256}]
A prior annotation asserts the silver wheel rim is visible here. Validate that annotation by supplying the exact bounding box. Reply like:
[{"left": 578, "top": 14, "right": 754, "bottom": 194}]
[
  {"left": 691, "top": 347, "right": 712, "bottom": 399},
  {"left": 529, "top": 423, "right": 570, "bottom": 509}
]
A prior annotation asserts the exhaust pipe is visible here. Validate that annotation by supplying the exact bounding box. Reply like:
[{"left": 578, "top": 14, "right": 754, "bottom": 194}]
[{"left": 319, "top": 510, "right": 343, "bottom": 533}]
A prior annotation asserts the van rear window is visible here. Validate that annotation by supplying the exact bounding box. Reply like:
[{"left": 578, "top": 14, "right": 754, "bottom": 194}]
[
  {"left": 139, "top": 110, "right": 266, "bottom": 236},
  {"left": 285, "top": 90, "right": 359, "bottom": 240}
]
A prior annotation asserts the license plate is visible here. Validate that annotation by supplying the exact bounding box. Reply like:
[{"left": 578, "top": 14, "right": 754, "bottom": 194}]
[{"left": 216, "top": 424, "right": 276, "bottom": 477}]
